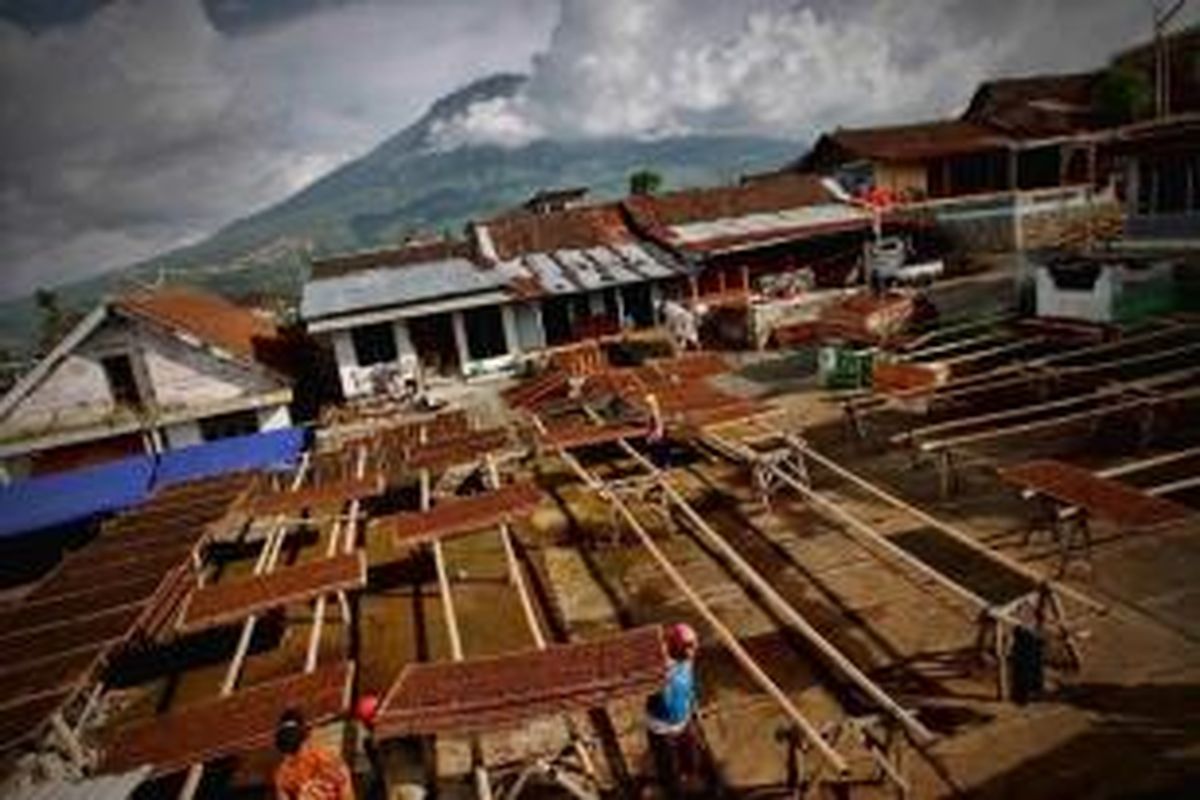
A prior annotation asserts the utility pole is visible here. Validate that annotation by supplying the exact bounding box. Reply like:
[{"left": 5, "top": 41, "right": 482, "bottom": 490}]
[{"left": 1153, "top": 0, "right": 1188, "bottom": 117}]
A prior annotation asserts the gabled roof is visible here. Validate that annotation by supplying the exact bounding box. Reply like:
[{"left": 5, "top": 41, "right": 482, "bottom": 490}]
[
  {"left": 805, "top": 119, "right": 1011, "bottom": 166},
  {"left": 113, "top": 288, "right": 283, "bottom": 365},
  {"left": 302, "top": 256, "right": 513, "bottom": 322},
  {"left": 623, "top": 173, "right": 833, "bottom": 229},
  {"left": 309, "top": 238, "right": 471, "bottom": 281},
  {"left": 964, "top": 72, "right": 1105, "bottom": 139},
  {"left": 622, "top": 172, "right": 870, "bottom": 255},
  {"left": 480, "top": 203, "right": 635, "bottom": 262}
]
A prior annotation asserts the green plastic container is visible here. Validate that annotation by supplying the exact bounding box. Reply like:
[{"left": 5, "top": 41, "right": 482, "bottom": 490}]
[{"left": 818, "top": 344, "right": 875, "bottom": 389}]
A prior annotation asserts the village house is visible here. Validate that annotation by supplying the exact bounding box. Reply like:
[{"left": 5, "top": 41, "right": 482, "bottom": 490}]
[
  {"left": 797, "top": 71, "right": 1119, "bottom": 254},
  {"left": 0, "top": 288, "right": 294, "bottom": 481},
  {"left": 622, "top": 172, "right": 875, "bottom": 298},
  {"left": 301, "top": 204, "right": 688, "bottom": 398},
  {"left": 1113, "top": 114, "right": 1200, "bottom": 248}
]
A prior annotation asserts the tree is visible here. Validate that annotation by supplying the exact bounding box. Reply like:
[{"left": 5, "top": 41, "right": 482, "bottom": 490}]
[
  {"left": 1092, "top": 66, "right": 1152, "bottom": 124},
  {"left": 35, "top": 288, "right": 67, "bottom": 353},
  {"left": 629, "top": 169, "right": 663, "bottom": 196}
]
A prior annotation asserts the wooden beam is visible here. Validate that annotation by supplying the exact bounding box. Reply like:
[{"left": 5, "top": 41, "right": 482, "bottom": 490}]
[
  {"left": 612, "top": 435, "right": 935, "bottom": 746},
  {"left": 790, "top": 443, "right": 1106, "bottom": 614},
  {"left": 178, "top": 452, "right": 312, "bottom": 800},
  {"left": 532, "top": 415, "right": 850, "bottom": 776},
  {"left": 919, "top": 385, "right": 1200, "bottom": 453}
]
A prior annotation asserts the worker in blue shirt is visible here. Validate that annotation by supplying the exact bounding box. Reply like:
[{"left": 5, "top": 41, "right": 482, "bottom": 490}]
[{"left": 646, "top": 622, "right": 701, "bottom": 798}]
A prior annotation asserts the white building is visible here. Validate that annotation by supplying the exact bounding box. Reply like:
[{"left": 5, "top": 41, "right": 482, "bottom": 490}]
[
  {"left": 0, "top": 288, "right": 294, "bottom": 480},
  {"left": 302, "top": 207, "right": 687, "bottom": 399}
]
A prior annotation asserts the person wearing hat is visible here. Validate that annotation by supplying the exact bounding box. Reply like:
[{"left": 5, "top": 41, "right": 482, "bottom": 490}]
[
  {"left": 646, "top": 622, "right": 701, "bottom": 798},
  {"left": 274, "top": 707, "right": 357, "bottom": 800}
]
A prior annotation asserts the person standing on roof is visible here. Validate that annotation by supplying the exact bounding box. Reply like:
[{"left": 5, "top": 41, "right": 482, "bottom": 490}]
[
  {"left": 646, "top": 622, "right": 704, "bottom": 798},
  {"left": 274, "top": 708, "right": 357, "bottom": 800}
]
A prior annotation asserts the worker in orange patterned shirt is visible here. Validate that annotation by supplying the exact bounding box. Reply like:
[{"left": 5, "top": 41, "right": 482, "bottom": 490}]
[{"left": 274, "top": 708, "right": 357, "bottom": 800}]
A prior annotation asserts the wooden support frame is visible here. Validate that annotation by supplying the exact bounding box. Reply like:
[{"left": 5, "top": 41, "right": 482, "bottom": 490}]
[
  {"left": 608, "top": 430, "right": 935, "bottom": 750},
  {"left": 178, "top": 452, "right": 312, "bottom": 800},
  {"left": 532, "top": 414, "right": 851, "bottom": 777}
]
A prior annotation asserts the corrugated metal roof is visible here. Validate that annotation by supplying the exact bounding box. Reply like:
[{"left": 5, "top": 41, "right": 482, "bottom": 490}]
[
  {"left": 504, "top": 242, "right": 686, "bottom": 296},
  {"left": 671, "top": 204, "right": 871, "bottom": 245},
  {"left": 6, "top": 768, "right": 150, "bottom": 800},
  {"left": 301, "top": 257, "right": 512, "bottom": 320}
]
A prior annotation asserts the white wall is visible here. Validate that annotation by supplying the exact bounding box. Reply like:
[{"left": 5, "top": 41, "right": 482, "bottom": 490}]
[
  {"left": 257, "top": 404, "right": 292, "bottom": 431},
  {"left": 330, "top": 318, "right": 419, "bottom": 399},
  {"left": 163, "top": 420, "right": 204, "bottom": 449},
  {"left": 141, "top": 327, "right": 278, "bottom": 410},
  {"left": 1035, "top": 265, "right": 1115, "bottom": 322},
  {"left": 2, "top": 353, "right": 115, "bottom": 434}
]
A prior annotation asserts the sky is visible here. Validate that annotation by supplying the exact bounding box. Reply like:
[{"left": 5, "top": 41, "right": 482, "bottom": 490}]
[{"left": 0, "top": 0, "right": 1193, "bottom": 300}]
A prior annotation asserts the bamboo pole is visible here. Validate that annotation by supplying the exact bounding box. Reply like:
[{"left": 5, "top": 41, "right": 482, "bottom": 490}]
[
  {"left": 612, "top": 437, "right": 935, "bottom": 746},
  {"left": 482, "top": 456, "right": 598, "bottom": 782},
  {"left": 531, "top": 416, "right": 849, "bottom": 775},
  {"left": 791, "top": 444, "right": 1106, "bottom": 614},
  {"left": 420, "top": 461, "right": 492, "bottom": 800},
  {"left": 304, "top": 445, "right": 366, "bottom": 674},
  {"left": 1146, "top": 473, "right": 1200, "bottom": 496},
  {"left": 1098, "top": 445, "right": 1200, "bottom": 478},
  {"left": 179, "top": 452, "right": 311, "bottom": 800}
]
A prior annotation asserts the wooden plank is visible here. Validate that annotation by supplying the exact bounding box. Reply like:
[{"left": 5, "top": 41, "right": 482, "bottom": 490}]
[
  {"left": 0, "top": 691, "right": 70, "bottom": 751},
  {"left": 1001, "top": 459, "right": 1193, "bottom": 527},
  {"left": 375, "top": 627, "right": 665, "bottom": 738},
  {"left": 538, "top": 419, "right": 650, "bottom": 450},
  {"left": 0, "top": 605, "right": 142, "bottom": 671},
  {"left": 100, "top": 662, "right": 354, "bottom": 776},
  {"left": 404, "top": 429, "right": 510, "bottom": 471},
  {"left": 247, "top": 474, "right": 385, "bottom": 516},
  {"left": 378, "top": 483, "right": 545, "bottom": 547},
  {"left": 177, "top": 552, "right": 367, "bottom": 633}
]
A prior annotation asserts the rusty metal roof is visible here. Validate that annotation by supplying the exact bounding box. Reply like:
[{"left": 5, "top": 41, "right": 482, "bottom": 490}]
[
  {"left": 816, "top": 119, "right": 1011, "bottom": 162},
  {"left": 114, "top": 288, "right": 283, "bottom": 365},
  {"left": 1000, "top": 459, "right": 1193, "bottom": 527},
  {"left": 623, "top": 172, "right": 868, "bottom": 255}
]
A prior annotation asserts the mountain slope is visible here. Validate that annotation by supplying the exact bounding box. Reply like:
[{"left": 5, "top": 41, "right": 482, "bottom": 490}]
[{"left": 0, "top": 73, "right": 800, "bottom": 353}]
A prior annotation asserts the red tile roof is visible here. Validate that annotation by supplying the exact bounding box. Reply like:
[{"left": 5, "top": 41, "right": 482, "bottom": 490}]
[
  {"left": 481, "top": 203, "right": 634, "bottom": 261},
  {"left": 811, "top": 120, "right": 1010, "bottom": 164},
  {"left": 114, "top": 287, "right": 283, "bottom": 365},
  {"left": 623, "top": 172, "right": 832, "bottom": 230}
]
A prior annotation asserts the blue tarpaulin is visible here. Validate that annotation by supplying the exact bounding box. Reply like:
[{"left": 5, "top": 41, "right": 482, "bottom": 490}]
[
  {"left": 0, "top": 454, "right": 153, "bottom": 539},
  {"left": 0, "top": 427, "right": 308, "bottom": 539},
  {"left": 152, "top": 427, "right": 308, "bottom": 489}
]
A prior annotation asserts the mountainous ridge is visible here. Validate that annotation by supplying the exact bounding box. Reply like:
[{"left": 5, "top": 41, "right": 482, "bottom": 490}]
[{"left": 0, "top": 72, "right": 802, "bottom": 355}]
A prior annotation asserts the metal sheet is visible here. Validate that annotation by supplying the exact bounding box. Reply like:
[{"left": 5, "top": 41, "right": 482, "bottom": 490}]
[{"left": 302, "top": 257, "right": 511, "bottom": 320}]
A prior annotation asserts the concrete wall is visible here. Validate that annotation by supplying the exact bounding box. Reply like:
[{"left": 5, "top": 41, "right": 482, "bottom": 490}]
[
  {"left": 163, "top": 420, "right": 203, "bottom": 449},
  {"left": 331, "top": 317, "right": 419, "bottom": 399},
  {"left": 141, "top": 325, "right": 278, "bottom": 412},
  {"left": 1035, "top": 265, "right": 1115, "bottom": 322},
  {"left": 257, "top": 404, "right": 292, "bottom": 431},
  {"left": 0, "top": 311, "right": 292, "bottom": 454}
]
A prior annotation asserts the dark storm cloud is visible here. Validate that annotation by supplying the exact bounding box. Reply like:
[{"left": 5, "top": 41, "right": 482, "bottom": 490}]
[
  {"left": 0, "top": 0, "right": 557, "bottom": 299},
  {"left": 0, "top": 0, "right": 1195, "bottom": 299}
]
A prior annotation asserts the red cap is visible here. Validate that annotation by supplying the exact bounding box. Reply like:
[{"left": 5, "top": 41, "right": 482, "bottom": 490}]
[
  {"left": 665, "top": 622, "right": 698, "bottom": 659},
  {"left": 355, "top": 694, "right": 381, "bottom": 726}
]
